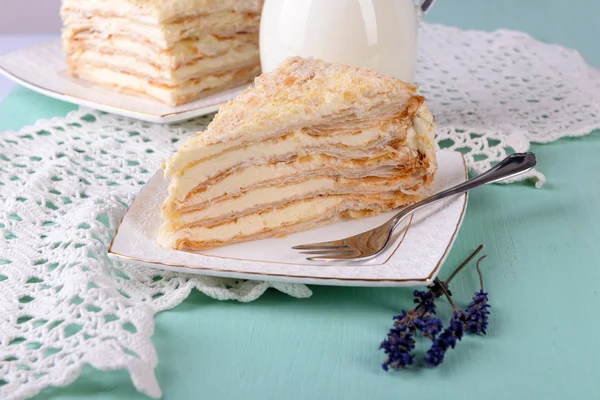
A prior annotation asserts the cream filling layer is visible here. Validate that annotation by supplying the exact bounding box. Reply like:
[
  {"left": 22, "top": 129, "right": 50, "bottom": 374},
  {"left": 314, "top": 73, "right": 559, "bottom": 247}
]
[
  {"left": 69, "top": 45, "right": 258, "bottom": 83},
  {"left": 167, "top": 125, "right": 410, "bottom": 204},
  {"left": 156, "top": 195, "right": 346, "bottom": 248},
  {"left": 63, "top": 32, "right": 258, "bottom": 68},
  {"left": 72, "top": 64, "right": 254, "bottom": 104},
  {"left": 62, "top": 11, "right": 260, "bottom": 47}
]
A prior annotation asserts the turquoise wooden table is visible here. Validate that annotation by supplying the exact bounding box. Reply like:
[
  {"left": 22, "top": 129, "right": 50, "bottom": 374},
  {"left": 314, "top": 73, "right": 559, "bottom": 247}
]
[{"left": 2, "top": 1, "right": 599, "bottom": 399}]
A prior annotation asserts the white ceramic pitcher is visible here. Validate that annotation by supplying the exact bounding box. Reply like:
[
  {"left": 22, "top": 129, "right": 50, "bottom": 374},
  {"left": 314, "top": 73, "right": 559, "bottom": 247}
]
[{"left": 259, "top": 0, "right": 435, "bottom": 83}]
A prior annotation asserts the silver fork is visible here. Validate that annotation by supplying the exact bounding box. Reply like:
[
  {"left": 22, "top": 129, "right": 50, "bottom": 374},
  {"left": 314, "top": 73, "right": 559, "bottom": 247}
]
[{"left": 293, "top": 152, "right": 537, "bottom": 261}]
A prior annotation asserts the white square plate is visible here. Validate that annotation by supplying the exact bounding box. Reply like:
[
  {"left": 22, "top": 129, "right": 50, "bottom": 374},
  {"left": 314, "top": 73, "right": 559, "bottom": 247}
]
[
  {"left": 108, "top": 151, "right": 468, "bottom": 287},
  {"left": 0, "top": 40, "right": 248, "bottom": 124}
]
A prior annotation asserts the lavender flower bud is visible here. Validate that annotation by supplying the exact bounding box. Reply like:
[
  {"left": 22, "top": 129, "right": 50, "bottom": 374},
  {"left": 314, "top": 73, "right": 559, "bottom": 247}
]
[
  {"left": 425, "top": 311, "right": 467, "bottom": 367},
  {"left": 464, "top": 290, "right": 491, "bottom": 335}
]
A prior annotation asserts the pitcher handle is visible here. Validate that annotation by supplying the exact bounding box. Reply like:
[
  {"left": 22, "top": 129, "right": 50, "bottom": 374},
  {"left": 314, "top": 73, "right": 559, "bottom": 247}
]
[
  {"left": 420, "top": 0, "right": 436, "bottom": 13},
  {"left": 416, "top": 0, "right": 436, "bottom": 21}
]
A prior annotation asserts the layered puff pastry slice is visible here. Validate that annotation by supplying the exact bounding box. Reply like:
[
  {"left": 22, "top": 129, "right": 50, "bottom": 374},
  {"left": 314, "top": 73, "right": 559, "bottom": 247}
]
[
  {"left": 60, "top": 0, "right": 264, "bottom": 105},
  {"left": 157, "top": 57, "right": 437, "bottom": 251}
]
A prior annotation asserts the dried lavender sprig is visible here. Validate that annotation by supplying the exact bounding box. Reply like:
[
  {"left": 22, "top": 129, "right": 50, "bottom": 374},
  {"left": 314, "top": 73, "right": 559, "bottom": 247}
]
[
  {"left": 426, "top": 256, "right": 491, "bottom": 366},
  {"left": 381, "top": 246, "right": 486, "bottom": 371},
  {"left": 463, "top": 256, "right": 491, "bottom": 335},
  {"left": 380, "top": 326, "right": 416, "bottom": 371},
  {"left": 425, "top": 311, "right": 467, "bottom": 367},
  {"left": 425, "top": 279, "right": 467, "bottom": 367},
  {"left": 464, "top": 291, "right": 490, "bottom": 335},
  {"left": 413, "top": 289, "right": 437, "bottom": 315},
  {"left": 382, "top": 289, "right": 441, "bottom": 371},
  {"left": 381, "top": 310, "right": 419, "bottom": 370}
]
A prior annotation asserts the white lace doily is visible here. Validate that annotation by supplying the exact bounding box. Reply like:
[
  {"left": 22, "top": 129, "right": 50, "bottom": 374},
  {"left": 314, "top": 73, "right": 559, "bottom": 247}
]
[
  {"left": 1, "top": 23, "right": 600, "bottom": 399},
  {"left": 419, "top": 24, "right": 600, "bottom": 186}
]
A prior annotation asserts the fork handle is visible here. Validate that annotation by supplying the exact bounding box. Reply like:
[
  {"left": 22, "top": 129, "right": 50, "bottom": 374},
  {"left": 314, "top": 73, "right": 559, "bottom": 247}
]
[{"left": 392, "top": 152, "right": 537, "bottom": 226}]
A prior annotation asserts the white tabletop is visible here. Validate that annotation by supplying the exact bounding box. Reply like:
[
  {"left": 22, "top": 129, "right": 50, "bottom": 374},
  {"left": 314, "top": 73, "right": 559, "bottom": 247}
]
[{"left": 0, "top": 34, "right": 59, "bottom": 101}]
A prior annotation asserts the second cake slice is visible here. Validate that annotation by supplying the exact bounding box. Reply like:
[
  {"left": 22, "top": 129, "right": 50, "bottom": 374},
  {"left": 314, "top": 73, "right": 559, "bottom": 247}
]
[{"left": 61, "top": 0, "right": 263, "bottom": 105}]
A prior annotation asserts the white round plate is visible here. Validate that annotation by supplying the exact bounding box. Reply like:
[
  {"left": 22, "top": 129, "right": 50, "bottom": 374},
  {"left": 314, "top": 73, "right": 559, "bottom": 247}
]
[{"left": 108, "top": 150, "right": 468, "bottom": 287}]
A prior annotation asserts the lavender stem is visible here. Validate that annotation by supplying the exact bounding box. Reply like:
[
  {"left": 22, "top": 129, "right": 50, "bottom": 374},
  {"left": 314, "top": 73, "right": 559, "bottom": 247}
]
[
  {"left": 445, "top": 244, "right": 484, "bottom": 285},
  {"left": 476, "top": 255, "right": 487, "bottom": 291}
]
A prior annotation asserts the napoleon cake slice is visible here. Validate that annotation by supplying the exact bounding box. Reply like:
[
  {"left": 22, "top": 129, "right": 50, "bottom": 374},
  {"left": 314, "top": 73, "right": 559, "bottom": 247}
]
[{"left": 157, "top": 57, "right": 437, "bottom": 250}]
